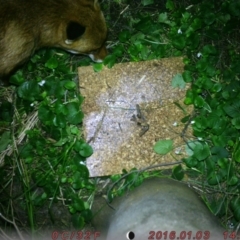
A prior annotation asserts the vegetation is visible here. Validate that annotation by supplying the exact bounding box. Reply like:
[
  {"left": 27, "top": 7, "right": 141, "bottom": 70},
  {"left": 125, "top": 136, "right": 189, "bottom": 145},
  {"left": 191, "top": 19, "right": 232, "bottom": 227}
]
[{"left": 0, "top": 0, "right": 240, "bottom": 237}]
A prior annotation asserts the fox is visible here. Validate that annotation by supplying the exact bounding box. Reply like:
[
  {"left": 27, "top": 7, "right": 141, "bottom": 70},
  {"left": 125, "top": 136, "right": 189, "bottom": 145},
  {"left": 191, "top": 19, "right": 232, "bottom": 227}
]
[{"left": 0, "top": 0, "right": 107, "bottom": 84}]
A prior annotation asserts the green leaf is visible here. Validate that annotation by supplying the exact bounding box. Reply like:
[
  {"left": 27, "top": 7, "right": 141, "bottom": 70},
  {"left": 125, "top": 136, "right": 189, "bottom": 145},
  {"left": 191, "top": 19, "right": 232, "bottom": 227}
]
[
  {"left": 70, "top": 126, "right": 80, "bottom": 135},
  {"left": 171, "top": 73, "right": 186, "bottom": 89},
  {"left": 182, "top": 71, "right": 193, "bottom": 83},
  {"left": 45, "top": 57, "right": 59, "bottom": 69},
  {"left": 187, "top": 33, "right": 200, "bottom": 50},
  {"left": 204, "top": 12, "right": 215, "bottom": 25},
  {"left": 191, "top": 18, "right": 202, "bottom": 31},
  {"left": 172, "top": 35, "right": 186, "bottom": 50},
  {"left": 141, "top": 0, "right": 153, "bottom": 6},
  {"left": 53, "top": 138, "right": 68, "bottom": 147},
  {"left": 93, "top": 63, "right": 103, "bottom": 72},
  {"left": 66, "top": 102, "right": 84, "bottom": 124},
  {"left": 212, "top": 83, "right": 222, "bottom": 93},
  {"left": 153, "top": 139, "right": 173, "bottom": 155},
  {"left": 230, "top": 197, "right": 240, "bottom": 221},
  {"left": 234, "top": 146, "right": 240, "bottom": 163},
  {"left": 193, "top": 142, "right": 210, "bottom": 161},
  {"left": 119, "top": 30, "right": 131, "bottom": 43},
  {"left": 64, "top": 81, "right": 76, "bottom": 90},
  {"left": 183, "top": 157, "right": 197, "bottom": 168},
  {"left": 19, "top": 143, "right": 33, "bottom": 158},
  {"left": 76, "top": 164, "right": 89, "bottom": 178},
  {"left": 223, "top": 101, "right": 240, "bottom": 118},
  {"left": 112, "top": 45, "right": 124, "bottom": 57},
  {"left": 207, "top": 171, "right": 220, "bottom": 185},
  {"left": 17, "top": 81, "right": 41, "bottom": 102},
  {"left": 227, "top": 176, "right": 238, "bottom": 186},
  {"left": 81, "top": 209, "right": 93, "bottom": 222},
  {"left": 158, "top": 13, "right": 172, "bottom": 25},
  {"left": 185, "top": 141, "right": 199, "bottom": 156},
  {"left": 202, "top": 45, "right": 217, "bottom": 56},
  {"left": 72, "top": 199, "right": 88, "bottom": 211},
  {"left": 217, "top": 158, "right": 228, "bottom": 169},
  {"left": 172, "top": 165, "right": 184, "bottom": 180},
  {"left": 103, "top": 54, "right": 116, "bottom": 68},
  {"left": 79, "top": 143, "right": 93, "bottom": 157},
  {"left": 194, "top": 95, "right": 205, "bottom": 108},
  {"left": 72, "top": 214, "right": 85, "bottom": 229},
  {"left": 140, "top": 45, "right": 150, "bottom": 60},
  {"left": 205, "top": 156, "right": 216, "bottom": 174},
  {"left": 232, "top": 118, "right": 240, "bottom": 129},
  {"left": 193, "top": 116, "right": 208, "bottom": 131},
  {"left": 166, "top": 0, "right": 174, "bottom": 10},
  {"left": 72, "top": 171, "right": 89, "bottom": 189},
  {"left": 53, "top": 113, "right": 66, "bottom": 128},
  {"left": 184, "top": 89, "right": 196, "bottom": 105},
  {"left": 128, "top": 44, "right": 141, "bottom": 61},
  {"left": 211, "top": 147, "right": 229, "bottom": 158},
  {"left": 54, "top": 101, "right": 68, "bottom": 115},
  {"left": 9, "top": 71, "right": 25, "bottom": 85},
  {"left": 38, "top": 105, "right": 54, "bottom": 126}
]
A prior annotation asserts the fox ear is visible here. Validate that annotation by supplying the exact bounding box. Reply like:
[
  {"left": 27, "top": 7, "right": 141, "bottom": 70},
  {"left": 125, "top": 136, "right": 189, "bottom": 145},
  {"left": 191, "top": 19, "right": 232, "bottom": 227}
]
[{"left": 65, "top": 21, "right": 85, "bottom": 44}]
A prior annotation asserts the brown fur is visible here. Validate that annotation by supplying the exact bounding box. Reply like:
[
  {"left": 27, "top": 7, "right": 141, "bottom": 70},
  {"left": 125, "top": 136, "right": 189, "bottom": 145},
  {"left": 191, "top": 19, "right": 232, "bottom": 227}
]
[{"left": 0, "top": 0, "right": 107, "bottom": 82}]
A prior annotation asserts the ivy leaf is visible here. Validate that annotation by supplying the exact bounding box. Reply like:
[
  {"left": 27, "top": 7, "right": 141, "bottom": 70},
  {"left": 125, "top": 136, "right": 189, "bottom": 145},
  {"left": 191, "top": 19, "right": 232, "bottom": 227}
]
[
  {"left": 45, "top": 57, "right": 59, "bottom": 69},
  {"left": 166, "top": 0, "right": 175, "bottom": 10},
  {"left": 64, "top": 81, "right": 76, "bottom": 90},
  {"left": 72, "top": 214, "right": 85, "bottom": 229},
  {"left": 17, "top": 81, "right": 41, "bottom": 102},
  {"left": 191, "top": 18, "right": 202, "bottom": 31},
  {"left": 66, "top": 102, "right": 84, "bottom": 124},
  {"left": 93, "top": 63, "right": 103, "bottom": 72},
  {"left": 9, "top": 71, "right": 25, "bottom": 85},
  {"left": 207, "top": 172, "right": 220, "bottom": 185},
  {"left": 234, "top": 146, "right": 240, "bottom": 163},
  {"left": 172, "top": 165, "right": 184, "bottom": 180},
  {"left": 103, "top": 54, "right": 116, "bottom": 68},
  {"left": 172, "top": 35, "right": 186, "bottom": 50},
  {"left": 182, "top": 71, "right": 193, "bottom": 83},
  {"left": 194, "top": 95, "right": 205, "bottom": 108},
  {"left": 202, "top": 45, "right": 217, "bottom": 55},
  {"left": 38, "top": 105, "right": 55, "bottom": 126},
  {"left": 119, "top": 30, "right": 131, "bottom": 43},
  {"left": 153, "top": 140, "right": 173, "bottom": 155},
  {"left": 172, "top": 73, "right": 186, "bottom": 89},
  {"left": 232, "top": 118, "right": 240, "bottom": 129},
  {"left": 227, "top": 176, "right": 238, "bottom": 186},
  {"left": 158, "top": 13, "right": 172, "bottom": 25},
  {"left": 230, "top": 197, "right": 240, "bottom": 221},
  {"left": 72, "top": 199, "right": 88, "bottom": 211},
  {"left": 79, "top": 143, "right": 93, "bottom": 158},
  {"left": 183, "top": 157, "right": 197, "bottom": 168},
  {"left": 204, "top": 12, "right": 216, "bottom": 25},
  {"left": 52, "top": 113, "right": 66, "bottom": 128},
  {"left": 112, "top": 45, "right": 124, "bottom": 57},
  {"left": 223, "top": 101, "right": 240, "bottom": 118},
  {"left": 193, "top": 142, "right": 210, "bottom": 161}
]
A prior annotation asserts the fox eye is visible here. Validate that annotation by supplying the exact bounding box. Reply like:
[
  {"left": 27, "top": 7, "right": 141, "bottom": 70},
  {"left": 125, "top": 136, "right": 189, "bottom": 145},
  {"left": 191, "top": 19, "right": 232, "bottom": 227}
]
[{"left": 66, "top": 21, "right": 85, "bottom": 40}]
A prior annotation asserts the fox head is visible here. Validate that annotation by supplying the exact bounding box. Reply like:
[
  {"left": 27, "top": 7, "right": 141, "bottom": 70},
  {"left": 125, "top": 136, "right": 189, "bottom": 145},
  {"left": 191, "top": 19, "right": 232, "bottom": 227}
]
[
  {"left": 0, "top": 0, "right": 108, "bottom": 84},
  {"left": 56, "top": 0, "right": 108, "bottom": 62}
]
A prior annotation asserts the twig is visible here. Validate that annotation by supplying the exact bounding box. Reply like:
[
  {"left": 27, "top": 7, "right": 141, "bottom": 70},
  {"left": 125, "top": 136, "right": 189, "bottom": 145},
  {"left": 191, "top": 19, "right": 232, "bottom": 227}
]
[{"left": 0, "top": 213, "right": 25, "bottom": 240}]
